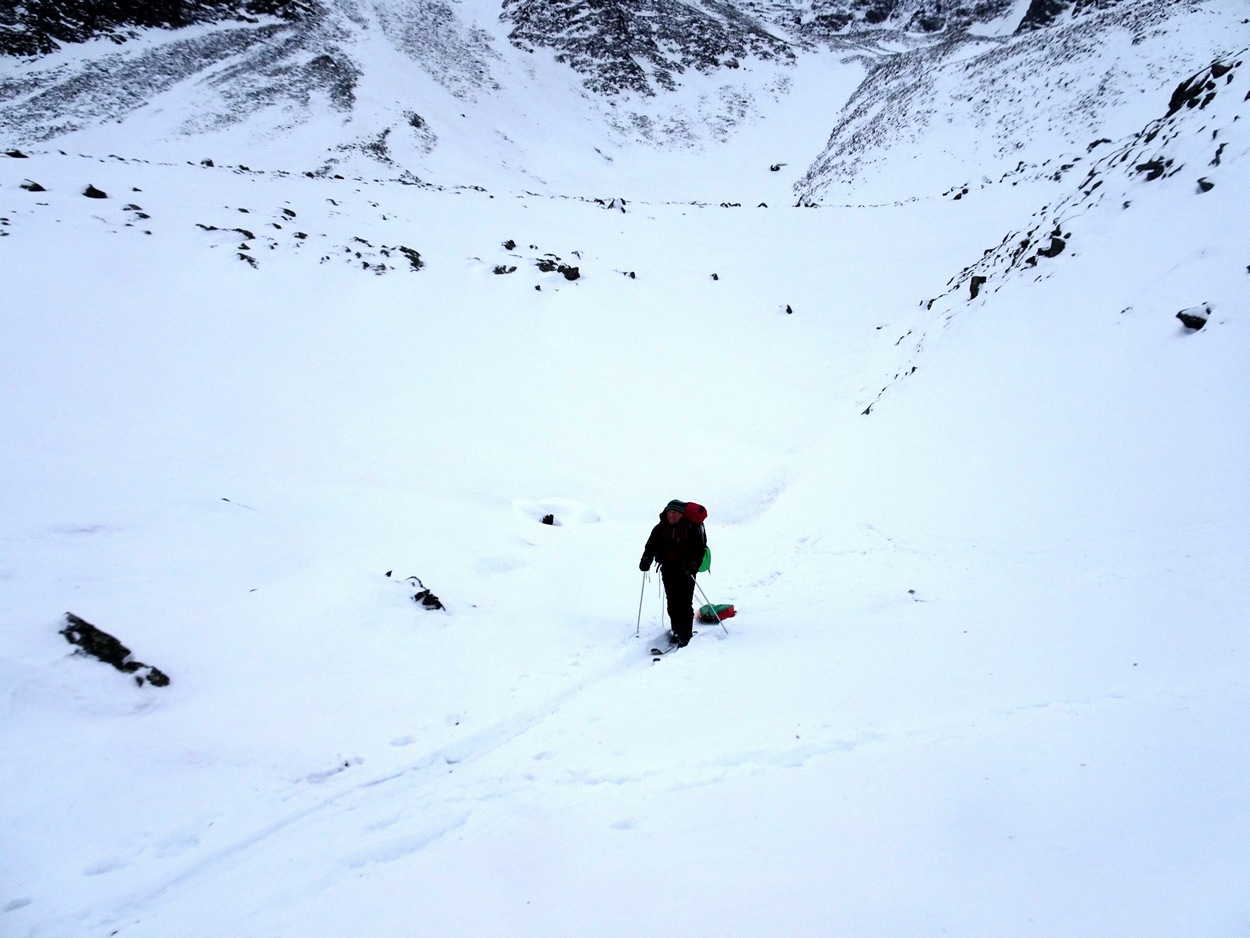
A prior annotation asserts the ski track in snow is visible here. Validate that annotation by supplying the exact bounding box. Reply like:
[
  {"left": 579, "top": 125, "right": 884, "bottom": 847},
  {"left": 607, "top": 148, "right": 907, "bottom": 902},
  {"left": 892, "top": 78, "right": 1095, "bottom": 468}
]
[
  {"left": 87, "top": 637, "right": 669, "bottom": 922},
  {"left": 96, "top": 628, "right": 1155, "bottom": 934}
]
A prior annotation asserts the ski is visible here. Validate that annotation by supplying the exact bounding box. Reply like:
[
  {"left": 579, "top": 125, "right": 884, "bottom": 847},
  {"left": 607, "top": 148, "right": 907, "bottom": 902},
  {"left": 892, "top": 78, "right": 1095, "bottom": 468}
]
[{"left": 649, "top": 630, "right": 696, "bottom": 659}]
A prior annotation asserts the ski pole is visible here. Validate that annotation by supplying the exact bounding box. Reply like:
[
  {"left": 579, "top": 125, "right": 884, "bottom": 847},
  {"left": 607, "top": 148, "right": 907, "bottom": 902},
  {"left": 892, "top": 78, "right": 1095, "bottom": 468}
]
[
  {"left": 636, "top": 570, "right": 648, "bottom": 637},
  {"left": 693, "top": 576, "right": 729, "bottom": 634}
]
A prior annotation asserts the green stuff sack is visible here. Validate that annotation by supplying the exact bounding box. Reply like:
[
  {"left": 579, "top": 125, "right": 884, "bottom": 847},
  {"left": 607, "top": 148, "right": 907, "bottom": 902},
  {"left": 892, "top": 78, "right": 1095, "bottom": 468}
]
[{"left": 698, "top": 547, "right": 711, "bottom": 573}]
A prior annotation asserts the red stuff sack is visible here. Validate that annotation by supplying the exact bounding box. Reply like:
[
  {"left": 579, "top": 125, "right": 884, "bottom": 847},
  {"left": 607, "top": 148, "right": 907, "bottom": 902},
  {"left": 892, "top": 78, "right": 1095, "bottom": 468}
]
[{"left": 698, "top": 603, "right": 735, "bottom": 623}]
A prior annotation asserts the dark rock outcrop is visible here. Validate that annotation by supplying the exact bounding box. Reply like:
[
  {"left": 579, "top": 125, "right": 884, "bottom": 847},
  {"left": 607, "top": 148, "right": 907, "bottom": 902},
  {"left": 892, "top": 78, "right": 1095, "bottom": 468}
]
[
  {"left": 0, "top": 0, "right": 311, "bottom": 58},
  {"left": 1017, "top": 0, "right": 1127, "bottom": 33},
  {"left": 800, "top": 0, "right": 1065, "bottom": 39},
  {"left": 502, "top": 0, "right": 793, "bottom": 96}
]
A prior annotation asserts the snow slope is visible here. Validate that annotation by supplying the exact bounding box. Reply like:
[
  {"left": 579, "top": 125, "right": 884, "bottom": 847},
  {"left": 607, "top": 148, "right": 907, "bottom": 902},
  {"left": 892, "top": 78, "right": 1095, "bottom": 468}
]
[{"left": 2, "top": 7, "right": 1248, "bottom": 938}]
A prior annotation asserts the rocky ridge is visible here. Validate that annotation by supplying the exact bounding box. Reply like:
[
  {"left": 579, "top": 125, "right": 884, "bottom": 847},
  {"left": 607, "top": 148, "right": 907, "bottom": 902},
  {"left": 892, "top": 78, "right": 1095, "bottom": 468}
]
[
  {"left": 793, "top": 0, "right": 1235, "bottom": 202},
  {"left": 857, "top": 46, "right": 1248, "bottom": 414}
]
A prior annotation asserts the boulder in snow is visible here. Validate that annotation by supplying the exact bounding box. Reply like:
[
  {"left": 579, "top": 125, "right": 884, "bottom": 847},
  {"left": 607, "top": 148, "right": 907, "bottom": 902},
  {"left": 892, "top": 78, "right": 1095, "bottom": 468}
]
[
  {"left": 1176, "top": 304, "right": 1210, "bottom": 331},
  {"left": 385, "top": 572, "right": 445, "bottom": 611},
  {"left": 59, "top": 613, "right": 170, "bottom": 687}
]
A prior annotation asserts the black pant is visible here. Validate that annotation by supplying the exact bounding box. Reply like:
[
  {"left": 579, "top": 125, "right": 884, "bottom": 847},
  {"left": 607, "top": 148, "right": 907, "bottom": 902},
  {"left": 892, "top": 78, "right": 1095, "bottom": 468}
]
[{"left": 661, "top": 566, "right": 696, "bottom": 642}]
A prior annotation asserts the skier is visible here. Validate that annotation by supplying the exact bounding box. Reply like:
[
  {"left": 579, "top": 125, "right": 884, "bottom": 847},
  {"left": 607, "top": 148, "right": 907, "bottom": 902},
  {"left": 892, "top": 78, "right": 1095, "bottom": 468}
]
[{"left": 639, "top": 499, "right": 706, "bottom": 647}]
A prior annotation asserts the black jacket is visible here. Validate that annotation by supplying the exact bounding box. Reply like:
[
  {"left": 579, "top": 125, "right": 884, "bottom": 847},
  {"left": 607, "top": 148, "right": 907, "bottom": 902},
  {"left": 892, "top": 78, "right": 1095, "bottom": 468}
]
[{"left": 641, "top": 513, "right": 707, "bottom": 574}]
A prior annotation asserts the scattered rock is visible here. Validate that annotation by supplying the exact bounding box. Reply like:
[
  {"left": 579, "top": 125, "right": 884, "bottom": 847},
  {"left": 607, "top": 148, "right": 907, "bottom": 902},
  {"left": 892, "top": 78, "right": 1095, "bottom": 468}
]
[
  {"left": 1197, "top": 177, "right": 1215, "bottom": 193},
  {"left": 494, "top": 264, "right": 517, "bottom": 275},
  {"left": 969, "top": 275, "right": 987, "bottom": 299},
  {"left": 1036, "top": 235, "right": 1066, "bottom": 258},
  {"left": 1133, "top": 159, "right": 1173, "bottom": 181},
  {"left": 20, "top": 180, "right": 45, "bottom": 192},
  {"left": 83, "top": 185, "right": 108, "bottom": 199},
  {"left": 535, "top": 254, "right": 579, "bottom": 280},
  {"left": 60, "top": 612, "right": 170, "bottom": 687},
  {"left": 6, "top": 149, "right": 29, "bottom": 158},
  {"left": 395, "top": 245, "right": 423, "bottom": 271},
  {"left": 542, "top": 514, "right": 556, "bottom": 525}
]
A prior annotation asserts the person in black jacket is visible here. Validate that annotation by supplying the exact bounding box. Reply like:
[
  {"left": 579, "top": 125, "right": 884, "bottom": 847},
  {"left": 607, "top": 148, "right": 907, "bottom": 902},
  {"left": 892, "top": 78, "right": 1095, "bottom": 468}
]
[{"left": 639, "top": 499, "right": 706, "bottom": 647}]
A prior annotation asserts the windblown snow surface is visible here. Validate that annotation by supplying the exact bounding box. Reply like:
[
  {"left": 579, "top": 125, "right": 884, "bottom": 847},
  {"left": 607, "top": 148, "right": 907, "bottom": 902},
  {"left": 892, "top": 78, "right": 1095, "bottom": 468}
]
[{"left": 1, "top": 3, "right": 1248, "bottom": 937}]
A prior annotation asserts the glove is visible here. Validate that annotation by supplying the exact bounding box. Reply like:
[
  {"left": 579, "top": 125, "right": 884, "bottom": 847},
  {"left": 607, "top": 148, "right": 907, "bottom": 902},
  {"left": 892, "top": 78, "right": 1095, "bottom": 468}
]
[{"left": 639, "top": 557, "right": 652, "bottom": 572}]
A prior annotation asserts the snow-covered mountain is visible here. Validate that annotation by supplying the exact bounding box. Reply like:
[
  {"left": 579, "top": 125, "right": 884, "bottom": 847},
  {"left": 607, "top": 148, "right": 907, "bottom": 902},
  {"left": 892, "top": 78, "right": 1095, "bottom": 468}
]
[
  {"left": 5, "top": 0, "right": 1238, "bottom": 198},
  {"left": 2, "top": 1, "right": 1248, "bottom": 936}
]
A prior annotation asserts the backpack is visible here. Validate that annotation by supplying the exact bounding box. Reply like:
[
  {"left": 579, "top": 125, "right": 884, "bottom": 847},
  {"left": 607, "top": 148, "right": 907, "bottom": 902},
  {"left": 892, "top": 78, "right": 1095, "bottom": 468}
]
[
  {"left": 683, "top": 501, "right": 708, "bottom": 524},
  {"left": 682, "top": 501, "right": 711, "bottom": 572}
]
